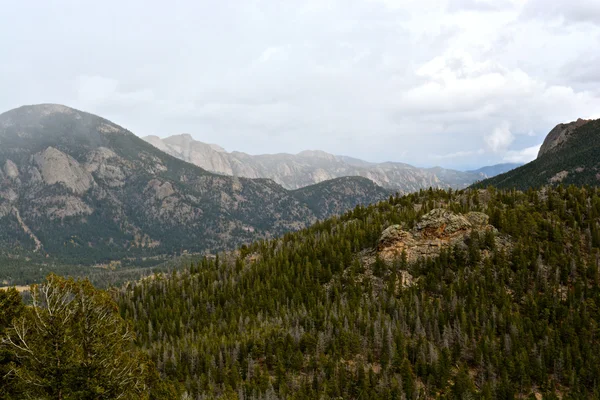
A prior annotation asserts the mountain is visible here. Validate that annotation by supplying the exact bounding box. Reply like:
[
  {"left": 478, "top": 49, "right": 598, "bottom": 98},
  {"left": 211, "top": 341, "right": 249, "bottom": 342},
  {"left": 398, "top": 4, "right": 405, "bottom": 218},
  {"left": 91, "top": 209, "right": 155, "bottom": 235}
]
[
  {"left": 474, "top": 118, "right": 600, "bottom": 190},
  {"left": 143, "top": 134, "right": 483, "bottom": 192},
  {"left": 538, "top": 118, "right": 592, "bottom": 157},
  {"left": 467, "top": 162, "right": 522, "bottom": 178},
  {"left": 0, "top": 104, "right": 389, "bottom": 284},
  {"left": 117, "top": 186, "right": 600, "bottom": 398},
  {"left": 292, "top": 176, "right": 390, "bottom": 219}
]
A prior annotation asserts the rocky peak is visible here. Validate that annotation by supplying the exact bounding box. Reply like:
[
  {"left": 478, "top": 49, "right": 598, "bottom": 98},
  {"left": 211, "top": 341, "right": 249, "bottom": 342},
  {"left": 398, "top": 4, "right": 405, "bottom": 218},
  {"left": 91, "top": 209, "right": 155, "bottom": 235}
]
[
  {"left": 165, "top": 133, "right": 195, "bottom": 146},
  {"left": 297, "top": 150, "right": 337, "bottom": 161},
  {"left": 377, "top": 208, "right": 495, "bottom": 263},
  {"left": 538, "top": 118, "right": 592, "bottom": 158}
]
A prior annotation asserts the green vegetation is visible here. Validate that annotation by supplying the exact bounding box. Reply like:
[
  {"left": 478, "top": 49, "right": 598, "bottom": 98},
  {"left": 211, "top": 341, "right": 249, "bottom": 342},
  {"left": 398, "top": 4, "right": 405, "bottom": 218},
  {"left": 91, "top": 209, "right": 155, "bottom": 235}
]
[
  {"left": 475, "top": 119, "right": 600, "bottom": 190},
  {"left": 3, "top": 186, "right": 600, "bottom": 398},
  {"left": 0, "top": 275, "right": 177, "bottom": 399},
  {"left": 292, "top": 176, "right": 391, "bottom": 219},
  {"left": 114, "top": 186, "right": 600, "bottom": 399}
]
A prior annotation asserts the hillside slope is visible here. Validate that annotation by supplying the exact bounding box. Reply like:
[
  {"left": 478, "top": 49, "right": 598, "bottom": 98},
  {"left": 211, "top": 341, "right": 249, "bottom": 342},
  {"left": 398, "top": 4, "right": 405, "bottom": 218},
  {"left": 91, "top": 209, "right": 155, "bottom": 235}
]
[
  {"left": 474, "top": 118, "right": 600, "bottom": 190},
  {"left": 118, "top": 186, "right": 600, "bottom": 398},
  {"left": 292, "top": 176, "right": 390, "bottom": 219},
  {"left": 0, "top": 104, "right": 389, "bottom": 283},
  {"left": 143, "top": 134, "right": 483, "bottom": 192}
]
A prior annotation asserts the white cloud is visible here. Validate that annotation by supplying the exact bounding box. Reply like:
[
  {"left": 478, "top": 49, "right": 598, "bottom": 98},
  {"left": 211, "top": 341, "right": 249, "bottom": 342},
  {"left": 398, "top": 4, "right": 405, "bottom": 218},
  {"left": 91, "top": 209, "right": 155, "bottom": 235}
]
[
  {"left": 1, "top": 0, "right": 600, "bottom": 169},
  {"left": 431, "top": 148, "right": 485, "bottom": 159},
  {"left": 503, "top": 144, "right": 542, "bottom": 163},
  {"left": 485, "top": 122, "right": 514, "bottom": 153},
  {"left": 522, "top": 0, "right": 600, "bottom": 26},
  {"left": 76, "top": 75, "right": 155, "bottom": 109}
]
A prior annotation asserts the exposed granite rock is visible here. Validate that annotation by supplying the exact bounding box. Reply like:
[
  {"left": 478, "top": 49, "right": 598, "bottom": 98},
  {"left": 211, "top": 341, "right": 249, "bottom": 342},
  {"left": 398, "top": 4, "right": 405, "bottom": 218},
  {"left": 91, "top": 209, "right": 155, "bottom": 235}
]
[
  {"left": 4, "top": 160, "right": 19, "bottom": 179},
  {"left": 27, "top": 167, "right": 43, "bottom": 184},
  {"left": 85, "top": 147, "right": 126, "bottom": 187},
  {"left": 33, "top": 196, "right": 94, "bottom": 219},
  {"left": 550, "top": 170, "right": 569, "bottom": 183},
  {"left": 33, "top": 147, "right": 94, "bottom": 194},
  {"left": 378, "top": 209, "right": 495, "bottom": 263},
  {"left": 538, "top": 118, "right": 591, "bottom": 158},
  {"left": 146, "top": 179, "right": 175, "bottom": 201}
]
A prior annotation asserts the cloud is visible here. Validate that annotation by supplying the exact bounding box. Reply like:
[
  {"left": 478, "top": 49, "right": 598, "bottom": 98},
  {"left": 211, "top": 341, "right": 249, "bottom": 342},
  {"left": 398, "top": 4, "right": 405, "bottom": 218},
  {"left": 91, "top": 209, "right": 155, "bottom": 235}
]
[
  {"left": 447, "top": 0, "right": 516, "bottom": 13},
  {"left": 522, "top": 0, "right": 600, "bottom": 26},
  {"left": 561, "top": 54, "right": 600, "bottom": 85},
  {"left": 503, "top": 144, "right": 542, "bottom": 163},
  {"left": 485, "top": 122, "right": 514, "bottom": 152},
  {"left": 76, "top": 75, "right": 155, "bottom": 109},
  {"left": 431, "top": 148, "right": 485, "bottom": 159},
  {"left": 1, "top": 0, "right": 600, "bottom": 170}
]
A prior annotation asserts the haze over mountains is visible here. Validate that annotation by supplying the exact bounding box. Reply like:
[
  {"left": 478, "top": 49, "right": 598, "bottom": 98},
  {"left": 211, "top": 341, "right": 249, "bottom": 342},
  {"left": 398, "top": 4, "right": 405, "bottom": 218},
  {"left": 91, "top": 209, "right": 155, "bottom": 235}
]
[
  {"left": 143, "top": 134, "right": 516, "bottom": 192},
  {"left": 0, "top": 104, "right": 388, "bottom": 283}
]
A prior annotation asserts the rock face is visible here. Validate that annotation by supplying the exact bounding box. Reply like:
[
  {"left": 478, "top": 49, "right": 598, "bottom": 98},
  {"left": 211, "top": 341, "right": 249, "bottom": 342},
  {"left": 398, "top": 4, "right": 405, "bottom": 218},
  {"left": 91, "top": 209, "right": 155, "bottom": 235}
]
[
  {"left": 4, "top": 160, "right": 19, "bottom": 179},
  {"left": 33, "top": 147, "right": 94, "bottom": 194},
  {"left": 377, "top": 209, "right": 495, "bottom": 263},
  {"left": 143, "top": 135, "right": 484, "bottom": 192},
  {"left": 0, "top": 104, "right": 390, "bottom": 268},
  {"left": 538, "top": 118, "right": 591, "bottom": 158}
]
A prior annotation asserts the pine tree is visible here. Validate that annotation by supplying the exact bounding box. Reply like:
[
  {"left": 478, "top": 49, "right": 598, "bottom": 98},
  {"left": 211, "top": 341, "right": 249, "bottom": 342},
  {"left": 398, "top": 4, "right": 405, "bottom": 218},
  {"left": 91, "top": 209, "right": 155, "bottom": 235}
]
[{"left": 2, "top": 275, "right": 164, "bottom": 399}]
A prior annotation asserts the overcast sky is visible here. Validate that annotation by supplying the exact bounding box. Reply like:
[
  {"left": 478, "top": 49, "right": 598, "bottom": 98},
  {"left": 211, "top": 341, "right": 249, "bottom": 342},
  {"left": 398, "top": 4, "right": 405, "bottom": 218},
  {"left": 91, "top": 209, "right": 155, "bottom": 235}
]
[{"left": 1, "top": 0, "right": 599, "bottom": 169}]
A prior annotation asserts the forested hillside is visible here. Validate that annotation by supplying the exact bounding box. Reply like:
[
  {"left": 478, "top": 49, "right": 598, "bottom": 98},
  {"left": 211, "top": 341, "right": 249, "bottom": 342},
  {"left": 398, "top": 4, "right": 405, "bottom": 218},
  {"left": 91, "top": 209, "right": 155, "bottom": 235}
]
[
  {"left": 117, "top": 186, "right": 600, "bottom": 399},
  {"left": 475, "top": 118, "right": 600, "bottom": 190}
]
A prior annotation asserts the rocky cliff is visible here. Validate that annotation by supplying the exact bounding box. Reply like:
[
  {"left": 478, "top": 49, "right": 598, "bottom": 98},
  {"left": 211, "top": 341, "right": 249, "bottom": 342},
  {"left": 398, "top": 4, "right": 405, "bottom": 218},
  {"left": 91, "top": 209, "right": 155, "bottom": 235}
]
[
  {"left": 143, "top": 135, "right": 484, "bottom": 192},
  {"left": 538, "top": 118, "right": 592, "bottom": 158}
]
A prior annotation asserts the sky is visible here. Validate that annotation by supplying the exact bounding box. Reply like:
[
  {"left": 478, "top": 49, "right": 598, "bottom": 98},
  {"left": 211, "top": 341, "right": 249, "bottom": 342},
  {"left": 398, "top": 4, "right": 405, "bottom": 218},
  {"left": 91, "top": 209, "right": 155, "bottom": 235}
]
[{"left": 1, "top": 0, "right": 599, "bottom": 170}]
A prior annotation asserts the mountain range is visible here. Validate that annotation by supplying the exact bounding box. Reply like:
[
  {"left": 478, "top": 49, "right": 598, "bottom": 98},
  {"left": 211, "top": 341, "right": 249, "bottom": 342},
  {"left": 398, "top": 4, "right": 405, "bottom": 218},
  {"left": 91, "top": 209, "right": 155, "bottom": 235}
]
[
  {"left": 2, "top": 103, "right": 592, "bottom": 285},
  {"left": 0, "top": 104, "right": 389, "bottom": 283},
  {"left": 143, "top": 134, "right": 508, "bottom": 192}
]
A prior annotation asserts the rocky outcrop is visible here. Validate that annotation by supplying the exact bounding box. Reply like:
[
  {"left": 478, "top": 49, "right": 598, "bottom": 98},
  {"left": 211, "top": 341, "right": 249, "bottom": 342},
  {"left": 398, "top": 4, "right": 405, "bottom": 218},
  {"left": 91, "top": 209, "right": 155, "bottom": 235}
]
[
  {"left": 538, "top": 118, "right": 592, "bottom": 158},
  {"left": 32, "top": 196, "right": 94, "bottom": 220},
  {"left": 377, "top": 208, "right": 496, "bottom": 263},
  {"left": 146, "top": 179, "right": 175, "bottom": 201},
  {"left": 33, "top": 147, "right": 94, "bottom": 194},
  {"left": 4, "top": 160, "right": 19, "bottom": 179},
  {"left": 85, "top": 147, "right": 126, "bottom": 187}
]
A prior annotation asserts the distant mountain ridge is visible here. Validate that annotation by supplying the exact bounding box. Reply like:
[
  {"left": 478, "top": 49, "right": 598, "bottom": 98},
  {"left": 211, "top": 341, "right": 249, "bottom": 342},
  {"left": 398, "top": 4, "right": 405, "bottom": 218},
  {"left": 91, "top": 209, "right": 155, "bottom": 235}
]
[
  {"left": 143, "top": 134, "right": 486, "bottom": 192},
  {"left": 474, "top": 117, "right": 600, "bottom": 190},
  {"left": 467, "top": 163, "right": 522, "bottom": 178},
  {"left": 0, "top": 104, "right": 390, "bottom": 283}
]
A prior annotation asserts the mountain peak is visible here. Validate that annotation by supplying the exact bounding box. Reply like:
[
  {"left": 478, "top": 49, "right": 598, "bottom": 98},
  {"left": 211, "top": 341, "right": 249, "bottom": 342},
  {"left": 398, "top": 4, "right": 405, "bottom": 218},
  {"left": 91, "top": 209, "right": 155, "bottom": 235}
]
[
  {"left": 0, "top": 103, "right": 130, "bottom": 142},
  {"left": 297, "top": 150, "right": 336, "bottom": 159},
  {"left": 538, "top": 118, "right": 593, "bottom": 158},
  {"left": 9, "top": 103, "right": 77, "bottom": 115}
]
